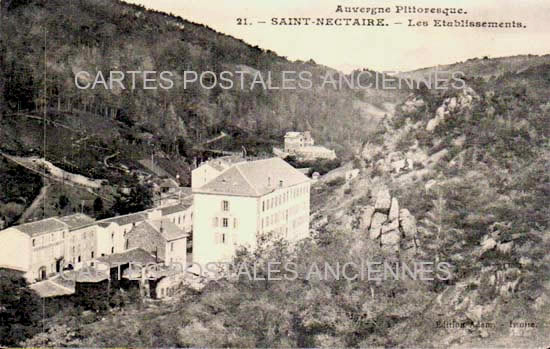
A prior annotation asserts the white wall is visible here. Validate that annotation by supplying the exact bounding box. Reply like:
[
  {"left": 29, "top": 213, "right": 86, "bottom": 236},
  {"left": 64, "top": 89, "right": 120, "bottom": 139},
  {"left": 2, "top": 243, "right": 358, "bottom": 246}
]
[
  {"left": 29, "top": 228, "right": 66, "bottom": 281},
  {"left": 0, "top": 228, "right": 31, "bottom": 277},
  {"left": 193, "top": 193, "right": 259, "bottom": 266},
  {"left": 65, "top": 225, "right": 98, "bottom": 269},
  {"left": 165, "top": 237, "right": 187, "bottom": 266}
]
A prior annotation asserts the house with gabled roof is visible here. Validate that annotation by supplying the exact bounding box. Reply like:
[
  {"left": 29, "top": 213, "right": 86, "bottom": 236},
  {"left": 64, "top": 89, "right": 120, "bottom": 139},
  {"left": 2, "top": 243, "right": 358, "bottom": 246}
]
[
  {"left": 125, "top": 219, "right": 188, "bottom": 266},
  {"left": 192, "top": 157, "right": 311, "bottom": 265},
  {"left": 191, "top": 155, "right": 247, "bottom": 189},
  {"left": 0, "top": 217, "right": 69, "bottom": 282}
]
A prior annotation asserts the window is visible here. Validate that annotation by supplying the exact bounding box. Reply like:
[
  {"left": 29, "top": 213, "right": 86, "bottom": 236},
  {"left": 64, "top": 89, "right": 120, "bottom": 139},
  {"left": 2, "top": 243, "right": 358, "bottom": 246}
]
[
  {"left": 32, "top": 239, "right": 35, "bottom": 247},
  {"left": 91, "top": 251, "right": 94, "bottom": 258},
  {"left": 262, "top": 201, "right": 265, "bottom": 212},
  {"left": 125, "top": 239, "right": 129, "bottom": 250},
  {"left": 62, "top": 231, "right": 65, "bottom": 239},
  {"left": 78, "top": 256, "right": 81, "bottom": 263},
  {"left": 222, "top": 218, "right": 228, "bottom": 228},
  {"left": 178, "top": 216, "right": 181, "bottom": 225},
  {"left": 111, "top": 247, "right": 114, "bottom": 254},
  {"left": 233, "top": 218, "right": 238, "bottom": 229},
  {"left": 222, "top": 200, "right": 229, "bottom": 211},
  {"left": 111, "top": 232, "right": 114, "bottom": 239},
  {"left": 171, "top": 242, "right": 174, "bottom": 252},
  {"left": 222, "top": 233, "right": 226, "bottom": 244}
]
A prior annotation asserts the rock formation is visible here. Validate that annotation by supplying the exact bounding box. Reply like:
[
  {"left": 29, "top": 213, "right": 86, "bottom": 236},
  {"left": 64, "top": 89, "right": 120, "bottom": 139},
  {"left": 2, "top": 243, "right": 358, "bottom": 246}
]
[{"left": 362, "top": 189, "right": 419, "bottom": 253}]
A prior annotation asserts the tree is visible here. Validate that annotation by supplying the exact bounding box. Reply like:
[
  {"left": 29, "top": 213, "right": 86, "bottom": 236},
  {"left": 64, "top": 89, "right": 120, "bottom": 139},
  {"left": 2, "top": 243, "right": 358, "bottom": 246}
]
[
  {"left": 110, "top": 184, "right": 153, "bottom": 215},
  {"left": 58, "top": 195, "right": 70, "bottom": 210},
  {"left": 0, "top": 268, "right": 42, "bottom": 346},
  {"left": 0, "top": 0, "right": 13, "bottom": 120},
  {"left": 93, "top": 197, "right": 104, "bottom": 213}
]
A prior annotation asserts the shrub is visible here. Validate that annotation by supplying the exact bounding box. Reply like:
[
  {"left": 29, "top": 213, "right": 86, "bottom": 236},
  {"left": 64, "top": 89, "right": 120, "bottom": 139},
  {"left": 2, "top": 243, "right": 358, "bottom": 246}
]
[{"left": 327, "top": 177, "right": 345, "bottom": 187}]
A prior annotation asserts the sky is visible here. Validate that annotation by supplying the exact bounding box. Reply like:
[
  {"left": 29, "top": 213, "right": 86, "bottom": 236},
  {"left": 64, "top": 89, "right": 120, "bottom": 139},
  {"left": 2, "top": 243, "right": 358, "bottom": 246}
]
[{"left": 126, "top": 0, "right": 550, "bottom": 72}]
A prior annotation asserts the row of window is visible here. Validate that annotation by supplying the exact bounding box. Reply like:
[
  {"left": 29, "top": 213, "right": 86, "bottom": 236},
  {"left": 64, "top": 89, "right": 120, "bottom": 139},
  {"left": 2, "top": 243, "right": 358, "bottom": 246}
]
[
  {"left": 262, "top": 210, "right": 289, "bottom": 229},
  {"left": 32, "top": 231, "right": 66, "bottom": 247},
  {"left": 212, "top": 217, "right": 238, "bottom": 229},
  {"left": 261, "top": 185, "right": 309, "bottom": 212}
]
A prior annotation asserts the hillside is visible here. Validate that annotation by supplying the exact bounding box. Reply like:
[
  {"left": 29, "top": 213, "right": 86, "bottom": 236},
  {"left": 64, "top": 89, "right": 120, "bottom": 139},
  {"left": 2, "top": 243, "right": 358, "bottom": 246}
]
[
  {"left": 17, "top": 57, "right": 550, "bottom": 347},
  {"left": 0, "top": 0, "right": 404, "bottom": 226},
  {"left": 1, "top": 0, "right": 549, "bottom": 347},
  {"left": 399, "top": 54, "right": 550, "bottom": 83}
]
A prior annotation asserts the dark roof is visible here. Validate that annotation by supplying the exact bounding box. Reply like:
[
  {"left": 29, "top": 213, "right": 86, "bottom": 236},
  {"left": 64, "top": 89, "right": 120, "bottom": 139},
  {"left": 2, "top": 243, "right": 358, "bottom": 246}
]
[
  {"left": 194, "top": 158, "right": 310, "bottom": 197},
  {"left": 30, "top": 279, "right": 75, "bottom": 297},
  {"left": 149, "top": 220, "right": 188, "bottom": 241},
  {"left": 62, "top": 269, "right": 109, "bottom": 283},
  {"left": 96, "top": 248, "right": 157, "bottom": 266},
  {"left": 159, "top": 201, "right": 192, "bottom": 215},
  {"left": 99, "top": 212, "right": 148, "bottom": 226},
  {"left": 128, "top": 220, "right": 187, "bottom": 242},
  {"left": 13, "top": 218, "right": 67, "bottom": 237},
  {"left": 58, "top": 214, "right": 95, "bottom": 230}
]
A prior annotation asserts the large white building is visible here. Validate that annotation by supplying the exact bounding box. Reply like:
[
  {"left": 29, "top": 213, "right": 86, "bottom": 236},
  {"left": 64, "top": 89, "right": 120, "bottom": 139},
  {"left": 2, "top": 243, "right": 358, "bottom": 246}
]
[{"left": 192, "top": 157, "right": 311, "bottom": 265}]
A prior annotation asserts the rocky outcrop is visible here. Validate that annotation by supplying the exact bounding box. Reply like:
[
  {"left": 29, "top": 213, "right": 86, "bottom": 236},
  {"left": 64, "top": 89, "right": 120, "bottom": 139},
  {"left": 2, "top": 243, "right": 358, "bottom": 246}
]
[
  {"left": 399, "top": 209, "right": 417, "bottom": 238},
  {"left": 426, "top": 88, "right": 478, "bottom": 132},
  {"left": 401, "top": 96, "right": 425, "bottom": 114},
  {"left": 389, "top": 198, "right": 399, "bottom": 221},
  {"left": 359, "top": 205, "right": 375, "bottom": 230},
  {"left": 369, "top": 213, "right": 386, "bottom": 240},
  {"left": 374, "top": 189, "right": 391, "bottom": 213},
  {"left": 362, "top": 192, "right": 419, "bottom": 253}
]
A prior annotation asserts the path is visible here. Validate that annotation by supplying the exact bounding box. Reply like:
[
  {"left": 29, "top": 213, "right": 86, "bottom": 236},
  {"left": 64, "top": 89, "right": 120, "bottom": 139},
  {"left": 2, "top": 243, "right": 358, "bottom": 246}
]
[
  {"left": 18, "top": 183, "right": 51, "bottom": 223},
  {"left": 0, "top": 152, "right": 113, "bottom": 203},
  {"left": 199, "top": 131, "right": 228, "bottom": 146}
]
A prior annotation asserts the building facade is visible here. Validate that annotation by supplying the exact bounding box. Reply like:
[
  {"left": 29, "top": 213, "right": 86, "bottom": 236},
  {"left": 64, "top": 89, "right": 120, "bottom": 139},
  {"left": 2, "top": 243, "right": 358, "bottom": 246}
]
[
  {"left": 0, "top": 200, "right": 194, "bottom": 284},
  {"left": 125, "top": 219, "right": 188, "bottom": 266},
  {"left": 284, "top": 131, "right": 336, "bottom": 160},
  {"left": 193, "top": 157, "right": 311, "bottom": 266},
  {"left": 284, "top": 131, "right": 314, "bottom": 152},
  {"left": 0, "top": 218, "right": 68, "bottom": 282}
]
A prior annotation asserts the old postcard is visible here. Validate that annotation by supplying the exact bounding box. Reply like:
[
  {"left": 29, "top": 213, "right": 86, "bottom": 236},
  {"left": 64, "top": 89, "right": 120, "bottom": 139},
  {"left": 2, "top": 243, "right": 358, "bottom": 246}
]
[{"left": 0, "top": 0, "right": 548, "bottom": 347}]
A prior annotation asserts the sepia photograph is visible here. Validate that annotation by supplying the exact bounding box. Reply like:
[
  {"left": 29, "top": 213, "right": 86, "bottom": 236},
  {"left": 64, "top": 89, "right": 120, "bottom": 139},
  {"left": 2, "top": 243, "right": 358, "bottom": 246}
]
[{"left": 0, "top": 0, "right": 548, "bottom": 347}]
